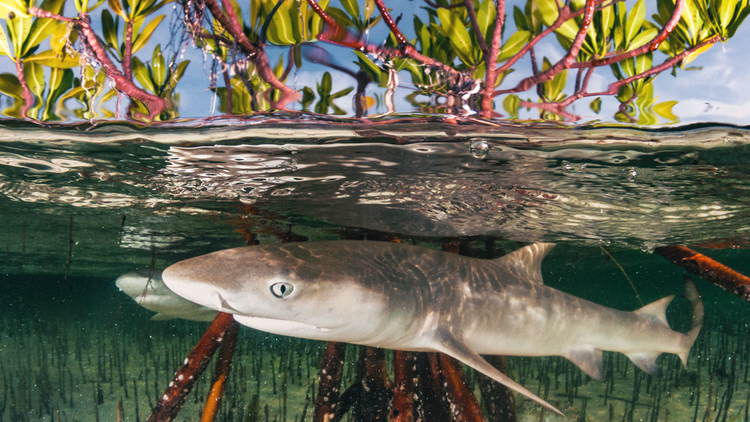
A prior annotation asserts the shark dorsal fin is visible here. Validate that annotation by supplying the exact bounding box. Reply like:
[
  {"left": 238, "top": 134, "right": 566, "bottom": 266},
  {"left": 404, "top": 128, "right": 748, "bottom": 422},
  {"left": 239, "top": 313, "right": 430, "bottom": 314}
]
[
  {"left": 494, "top": 243, "right": 555, "bottom": 284},
  {"left": 634, "top": 295, "right": 674, "bottom": 328}
]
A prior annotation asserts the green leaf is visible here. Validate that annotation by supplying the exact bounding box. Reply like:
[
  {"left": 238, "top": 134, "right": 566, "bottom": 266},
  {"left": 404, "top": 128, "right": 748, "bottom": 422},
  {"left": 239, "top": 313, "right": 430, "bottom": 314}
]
[
  {"left": 514, "top": 6, "right": 529, "bottom": 31},
  {"left": 495, "top": 68, "right": 514, "bottom": 87},
  {"left": 317, "top": 71, "right": 332, "bottom": 96},
  {"left": 0, "top": 0, "right": 29, "bottom": 19},
  {"left": 23, "top": 60, "right": 45, "bottom": 103},
  {"left": 625, "top": 0, "right": 645, "bottom": 44},
  {"left": 330, "top": 86, "right": 353, "bottom": 99},
  {"left": 600, "top": 3, "right": 614, "bottom": 35},
  {"left": 25, "top": 49, "right": 80, "bottom": 68},
  {"left": 86, "top": 0, "right": 107, "bottom": 13},
  {"left": 132, "top": 57, "right": 155, "bottom": 93},
  {"left": 102, "top": 9, "right": 120, "bottom": 53},
  {"left": 620, "top": 57, "right": 635, "bottom": 77},
  {"left": 300, "top": 86, "right": 315, "bottom": 109},
  {"left": 353, "top": 50, "right": 382, "bottom": 83},
  {"left": 0, "top": 24, "right": 12, "bottom": 58},
  {"left": 682, "top": 41, "right": 713, "bottom": 66},
  {"left": 266, "top": 1, "right": 297, "bottom": 45},
  {"left": 152, "top": 45, "right": 166, "bottom": 90},
  {"left": 635, "top": 52, "right": 651, "bottom": 74},
  {"left": 590, "top": 97, "right": 602, "bottom": 114},
  {"left": 728, "top": 5, "right": 750, "bottom": 36},
  {"left": 627, "top": 27, "right": 658, "bottom": 51},
  {"left": 653, "top": 100, "right": 678, "bottom": 121},
  {"left": 0, "top": 73, "right": 22, "bottom": 99},
  {"left": 8, "top": 14, "right": 33, "bottom": 59},
  {"left": 108, "top": 0, "right": 126, "bottom": 17},
  {"left": 165, "top": 60, "right": 189, "bottom": 93},
  {"left": 23, "top": 8, "right": 65, "bottom": 56},
  {"left": 49, "top": 20, "right": 74, "bottom": 56},
  {"left": 718, "top": 0, "right": 738, "bottom": 30},
  {"left": 340, "top": 0, "right": 359, "bottom": 20},
  {"left": 535, "top": 0, "right": 559, "bottom": 27},
  {"left": 497, "top": 30, "right": 531, "bottom": 62},
  {"left": 437, "top": 8, "right": 474, "bottom": 65},
  {"left": 41, "top": 0, "right": 66, "bottom": 15},
  {"left": 138, "top": 0, "right": 170, "bottom": 19},
  {"left": 310, "top": 0, "right": 329, "bottom": 38},
  {"left": 131, "top": 14, "right": 164, "bottom": 54},
  {"left": 556, "top": 15, "right": 580, "bottom": 41},
  {"left": 477, "top": 0, "right": 496, "bottom": 38},
  {"left": 503, "top": 94, "right": 520, "bottom": 118},
  {"left": 43, "top": 67, "right": 74, "bottom": 121}
]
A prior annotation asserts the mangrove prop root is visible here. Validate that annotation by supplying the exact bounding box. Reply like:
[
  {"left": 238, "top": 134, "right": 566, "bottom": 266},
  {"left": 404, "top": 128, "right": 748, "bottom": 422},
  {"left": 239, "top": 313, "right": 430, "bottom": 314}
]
[
  {"left": 436, "top": 354, "right": 486, "bottom": 422},
  {"left": 655, "top": 245, "right": 750, "bottom": 301},
  {"left": 335, "top": 347, "right": 393, "bottom": 421},
  {"left": 200, "top": 320, "right": 240, "bottom": 422},
  {"left": 313, "top": 342, "right": 347, "bottom": 422},
  {"left": 477, "top": 355, "right": 517, "bottom": 421},
  {"left": 146, "top": 312, "right": 235, "bottom": 422},
  {"left": 391, "top": 351, "right": 415, "bottom": 422}
]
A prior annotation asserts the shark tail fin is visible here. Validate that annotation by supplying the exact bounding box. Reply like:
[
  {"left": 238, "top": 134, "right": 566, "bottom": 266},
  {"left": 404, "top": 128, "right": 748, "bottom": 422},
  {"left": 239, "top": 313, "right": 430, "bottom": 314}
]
[
  {"left": 495, "top": 243, "right": 556, "bottom": 284},
  {"left": 678, "top": 275, "right": 704, "bottom": 368},
  {"left": 627, "top": 295, "right": 675, "bottom": 376},
  {"left": 628, "top": 276, "right": 704, "bottom": 373}
]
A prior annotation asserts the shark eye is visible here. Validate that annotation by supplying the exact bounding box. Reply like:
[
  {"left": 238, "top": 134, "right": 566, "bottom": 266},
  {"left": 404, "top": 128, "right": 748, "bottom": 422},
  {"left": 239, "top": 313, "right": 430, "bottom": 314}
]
[{"left": 270, "top": 282, "right": 294, "bottom": 298}]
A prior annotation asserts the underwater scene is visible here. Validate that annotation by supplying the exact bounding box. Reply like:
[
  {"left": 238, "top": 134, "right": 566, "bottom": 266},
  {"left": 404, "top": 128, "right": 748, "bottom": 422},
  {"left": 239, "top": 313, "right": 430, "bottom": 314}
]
[
  {"left": 0, "top": 121, "right": 749, "bottom": 422},
  {"left": 3, "top": 0, "right": 750, "bottom": 418}
]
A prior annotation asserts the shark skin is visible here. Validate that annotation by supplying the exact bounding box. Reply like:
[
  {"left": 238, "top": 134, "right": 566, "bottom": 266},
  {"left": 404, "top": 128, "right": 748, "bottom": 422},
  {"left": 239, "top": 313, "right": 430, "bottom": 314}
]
[
  {"left": 161, "top": 241, "right": 703, "bottom": 416},
  {"left": 116, "top": 271, "right": 218, "bottom": 322}
]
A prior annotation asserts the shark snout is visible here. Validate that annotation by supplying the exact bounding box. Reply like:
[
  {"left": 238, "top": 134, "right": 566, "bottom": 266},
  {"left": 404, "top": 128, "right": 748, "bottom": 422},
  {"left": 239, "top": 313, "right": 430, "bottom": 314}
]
[{"left": 162, "top": 264, "right": 237, "bottom": 313}]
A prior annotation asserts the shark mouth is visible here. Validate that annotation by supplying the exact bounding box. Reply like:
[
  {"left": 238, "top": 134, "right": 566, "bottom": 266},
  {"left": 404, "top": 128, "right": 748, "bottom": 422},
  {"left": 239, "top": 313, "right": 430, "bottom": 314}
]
[{"left": 232, "top": 315, "right": 331, "bottom": 334}]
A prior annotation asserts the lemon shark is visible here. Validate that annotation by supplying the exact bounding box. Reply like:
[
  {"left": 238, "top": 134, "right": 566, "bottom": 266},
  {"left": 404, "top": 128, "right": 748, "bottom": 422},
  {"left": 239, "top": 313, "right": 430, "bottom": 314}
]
[
  {"left": 161, "top": 241, "right": 703, "bottom": 415},
  {"left": 116, "top": 271, "right": 218, "bottom": 322}
]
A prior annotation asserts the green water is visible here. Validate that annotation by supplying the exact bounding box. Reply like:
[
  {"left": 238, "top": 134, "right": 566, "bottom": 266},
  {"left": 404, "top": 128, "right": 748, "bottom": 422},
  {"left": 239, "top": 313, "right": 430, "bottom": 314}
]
[{"left": 2, "top": 120, "right": 750, "bottom": 421}]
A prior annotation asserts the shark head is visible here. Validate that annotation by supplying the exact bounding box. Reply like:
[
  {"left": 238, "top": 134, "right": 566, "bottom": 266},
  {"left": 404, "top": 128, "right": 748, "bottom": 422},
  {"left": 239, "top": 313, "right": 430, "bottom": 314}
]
[{"left": 161, "top": 244, "right": 393, "bottom": 341}]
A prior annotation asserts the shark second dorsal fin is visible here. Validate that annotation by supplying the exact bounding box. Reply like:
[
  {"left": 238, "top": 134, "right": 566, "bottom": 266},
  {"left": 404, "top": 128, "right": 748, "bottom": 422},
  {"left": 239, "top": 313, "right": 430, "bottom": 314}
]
[
  {"left": 634, "top": 295, "right": 675, "bottom": 328},
  {"left": 494, "top": 243, "right": 555, "bottom": 284},
  {"left": 431, "top": 327, "right": 564, "bottom": 417}
]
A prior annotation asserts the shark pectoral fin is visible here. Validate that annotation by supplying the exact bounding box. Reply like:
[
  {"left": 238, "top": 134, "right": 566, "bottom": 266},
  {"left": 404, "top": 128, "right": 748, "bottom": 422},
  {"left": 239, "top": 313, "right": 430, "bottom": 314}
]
[
  {"left": 625, "top": 352, "right": 663, "bottom": 376},
  {"left": 431, "top": 328, "right": 564, "bottom": 417},
  {"left": 150, "top": 313, "right": 176, "bottom": 321},
  {"left": 564, "top": 348, "right": 604, "bottom": 381}
]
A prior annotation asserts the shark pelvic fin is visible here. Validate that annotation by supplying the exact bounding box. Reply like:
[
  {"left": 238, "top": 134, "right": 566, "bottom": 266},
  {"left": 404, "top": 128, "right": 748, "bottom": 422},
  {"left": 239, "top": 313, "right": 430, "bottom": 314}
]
[
  {"left": 431, "top": 327, "right": 564, "bottom": 417},
  {"left": 495, "top": 243, "right": 556, "bottom": 284},
  {"left": 634, "top": 295, "right": 675, "bottom": 328},
  {"left": 564, "top": 348, "right": 604, "bottom": 381},
  {"left": 625, "top": 352, "right": 663, "bottom": 376}
]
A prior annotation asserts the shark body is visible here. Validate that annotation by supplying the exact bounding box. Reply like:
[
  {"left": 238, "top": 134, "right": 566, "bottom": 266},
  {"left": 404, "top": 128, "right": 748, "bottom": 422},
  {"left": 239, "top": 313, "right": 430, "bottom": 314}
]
[
  {"left": 162, "top": 241, "right": 703, "bottom": 415},
  {"left": 116, "top": 271, "right": 218, "bottom": 321}
]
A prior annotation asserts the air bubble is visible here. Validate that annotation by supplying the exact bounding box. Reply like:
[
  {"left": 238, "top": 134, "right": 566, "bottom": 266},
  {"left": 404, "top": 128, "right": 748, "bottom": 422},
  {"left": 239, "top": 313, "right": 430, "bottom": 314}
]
[
  {"left": 561, "top": 160, "right": 573, "bottom": 175},
  {"left": 469, "top": 140, "right": 490, "bottom": 159},
  {"left": 627, "top": 167, "right": 637, "bottom": 182}
]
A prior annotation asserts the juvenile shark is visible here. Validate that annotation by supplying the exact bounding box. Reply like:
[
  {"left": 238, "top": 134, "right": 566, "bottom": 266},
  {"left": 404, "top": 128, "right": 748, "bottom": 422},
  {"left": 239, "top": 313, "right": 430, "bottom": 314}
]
[
  {"left": 116, "top": 271, "right": 218, "bottom": 321},
  {"left": 162, "top": 241, "right": 703, "bottom": 415}
]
